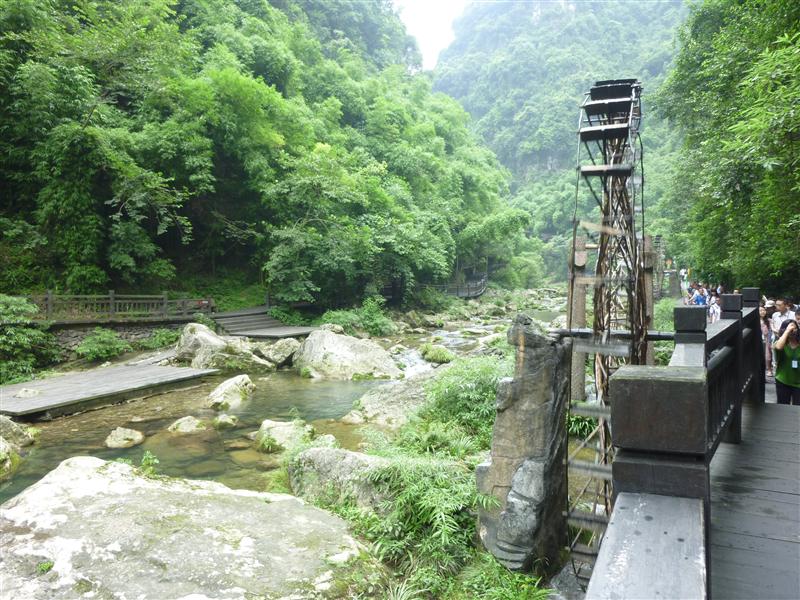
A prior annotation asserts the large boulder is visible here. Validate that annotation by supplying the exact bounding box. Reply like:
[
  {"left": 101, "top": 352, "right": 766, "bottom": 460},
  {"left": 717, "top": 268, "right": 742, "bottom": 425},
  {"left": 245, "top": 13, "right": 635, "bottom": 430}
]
[
  {"left": 342, "top": 368, "right": 444, "bottom": 429},
  {"left": 0, "top": 437, "right": 21, "bottom": 481},
  {"left": 174, "top": 323, "right": 276, "bottom": 372},
  {"left": 255, "top": 419, "right": 314, "bottom": 453},
  {"left": 294, "top": 330, "right": 401, "bottom": 380},
  {"left": 207, "top": 374, "right": 255, "bottom": 411},
  {"left": 0, "top": 456, "right": 364, "bottom": 599},
  {"left": 0, "top": 416, "right": 36, "bottom": 448},
  {"left": 252, "top": 338, "right": 301, "bottom": 367},
  {"left": 174, "top": 323, "right": 226, "bottom": 361},
  {"left": 104, "top": 427, "right": 145, "bottom": 449},
  {"left": 167, "top": 416, "right": 207, "bottom": 434},
  {"left": 289, "top": 447, "right": 389, "bottom": 511},
  {"left": 190, "top": 344, "right": 275, "bottom": 372}
]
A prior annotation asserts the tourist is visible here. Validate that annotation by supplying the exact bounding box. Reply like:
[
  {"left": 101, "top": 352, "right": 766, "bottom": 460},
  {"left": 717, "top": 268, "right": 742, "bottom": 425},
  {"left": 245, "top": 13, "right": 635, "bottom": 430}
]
[
  {"left": 759, "top": 305, "right": 773, "bottom": 378},
  {"left": 691, "top": 284, "right": 707, "bottom": 306},
  {"left": 708, "top": 293, "right": 721, "bottom": 323},
  {"left": 771, "top": 298, "right": 796, "bottom": 337},
  {"left": 773, "top": 317, "right": 800, "bottom": 405}
]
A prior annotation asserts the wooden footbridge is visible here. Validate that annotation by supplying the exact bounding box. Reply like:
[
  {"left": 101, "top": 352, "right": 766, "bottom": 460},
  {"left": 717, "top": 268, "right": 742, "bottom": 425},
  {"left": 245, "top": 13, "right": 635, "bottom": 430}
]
[{"left": 585, "top": 289, "right": 800, "bottom": 599}]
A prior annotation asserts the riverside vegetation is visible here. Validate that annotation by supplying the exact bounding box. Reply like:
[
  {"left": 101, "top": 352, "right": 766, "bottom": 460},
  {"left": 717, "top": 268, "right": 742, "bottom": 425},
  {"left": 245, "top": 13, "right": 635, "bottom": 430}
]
[{"left": 0, "top": 287, "right": 566, "bottom": 597}]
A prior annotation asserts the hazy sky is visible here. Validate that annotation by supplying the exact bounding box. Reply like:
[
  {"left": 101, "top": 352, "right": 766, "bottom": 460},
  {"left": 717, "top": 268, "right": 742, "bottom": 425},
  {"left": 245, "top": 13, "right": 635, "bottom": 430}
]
[{"left": 394, "top": 0, "right": 469, "bottom": 70}]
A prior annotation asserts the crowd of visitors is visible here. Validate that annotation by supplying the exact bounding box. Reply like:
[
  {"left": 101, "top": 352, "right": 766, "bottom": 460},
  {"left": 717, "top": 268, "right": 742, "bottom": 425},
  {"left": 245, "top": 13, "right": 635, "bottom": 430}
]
[{"left": 678, "top": 270, "right": 798, "bottom": 405}]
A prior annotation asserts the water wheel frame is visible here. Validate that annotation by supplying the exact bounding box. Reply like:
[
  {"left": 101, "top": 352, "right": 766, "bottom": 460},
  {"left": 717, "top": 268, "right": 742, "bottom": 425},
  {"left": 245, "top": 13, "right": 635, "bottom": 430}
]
[{"left": 564, "top": 78, "right": 648, "bottom": 583}]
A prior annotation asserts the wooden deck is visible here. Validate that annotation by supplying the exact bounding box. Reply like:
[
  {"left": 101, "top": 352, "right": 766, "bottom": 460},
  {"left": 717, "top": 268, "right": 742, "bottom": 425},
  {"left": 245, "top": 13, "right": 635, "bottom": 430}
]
[
  {"left": 710, "top": 402, "right": 800, "bottom": 599},
  {"left": 0, "top": 364, "right": 217, "bottom": 419},
  {"left": 212, "top": 306, "right": 316, "bottom": 339}
]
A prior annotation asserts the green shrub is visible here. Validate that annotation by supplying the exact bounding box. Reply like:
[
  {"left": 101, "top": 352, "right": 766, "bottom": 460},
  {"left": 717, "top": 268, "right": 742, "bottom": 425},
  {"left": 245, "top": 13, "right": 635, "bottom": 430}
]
[
  {"left": 190, "top": 312, "right": 218, "bottom": 331},
  {"left": 445, "top": 551, "right": 550, "bottom": 599},
  {"left": 567, "top": 414, "right": 597, "bottom": 439},
  {"left": 269, "top": 306, "right": 309, "bottom": 326},
  {"left": 420, "top": 343, "right": 455, "bottom": 364},
  {"left": 319, "top": 296, "right": 395, "bottom": 336},
  {"left": 395, "top": 420, "right": 478, "bottom": 459},
  {"left": 411, "top": 287, "right": 455, "bottom": 312},
  {"left": 0, "top": 294, "right": 61, "bottom": 384},
  {"left": 138, "top": 451, "right": 160, "bottom": 478},
  {"left": 421, "top": 356, "right": 510, "bottom": 449},
  {"left": 75, "top": 328, "right": 132, "bottom": 361},
  {"left": 653, "top": 297, "right": 677, "bottom": 331},
  {"left": 137, "top": 328, "right": 180, "bottom": 350},
  {"left": 332, "top": 455, "right": 495, "bottom": 596},
  {"left": 36, "top": 560, "right": 54, "bottom": 574}
]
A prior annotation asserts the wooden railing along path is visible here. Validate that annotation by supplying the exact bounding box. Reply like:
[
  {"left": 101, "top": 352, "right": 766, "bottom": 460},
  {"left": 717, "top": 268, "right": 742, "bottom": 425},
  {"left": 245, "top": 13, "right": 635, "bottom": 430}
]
[
  {"left": 21, "top": 291, "right": 214, "bottom": 325},
  {"left": 586, "top": 288, "right": 767, "bottom": 599},
  {"left": 422, "top": 276, "right": 488, "bottom": 299}
]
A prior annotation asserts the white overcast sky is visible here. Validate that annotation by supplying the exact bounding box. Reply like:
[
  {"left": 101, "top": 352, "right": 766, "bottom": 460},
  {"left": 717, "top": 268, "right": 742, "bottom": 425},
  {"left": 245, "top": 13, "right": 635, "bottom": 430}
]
[{"left": 394, "top": 0, "right": 469, "bottom": 70}]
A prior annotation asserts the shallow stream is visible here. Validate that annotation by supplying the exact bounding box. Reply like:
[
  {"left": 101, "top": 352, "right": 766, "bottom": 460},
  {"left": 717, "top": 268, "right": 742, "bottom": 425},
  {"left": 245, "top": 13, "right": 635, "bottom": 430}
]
[{"left": 0, "top": 372, "right": 380, "bottom": 504}]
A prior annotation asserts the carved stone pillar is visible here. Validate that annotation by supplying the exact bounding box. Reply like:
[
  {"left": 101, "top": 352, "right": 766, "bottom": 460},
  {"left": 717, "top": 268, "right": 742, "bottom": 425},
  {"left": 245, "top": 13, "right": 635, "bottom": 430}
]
[{"left": 476, "top": 314, "right": 571, "bottom": 571}]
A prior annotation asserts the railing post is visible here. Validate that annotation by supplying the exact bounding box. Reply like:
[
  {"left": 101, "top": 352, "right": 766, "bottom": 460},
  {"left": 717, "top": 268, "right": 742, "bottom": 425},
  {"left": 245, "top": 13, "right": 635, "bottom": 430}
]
[
  {"left": 45, "top": 290, "right": 53, "bottom": 320},
  {"left": 162, "top": 291, "right": 169, "bottom": 318},
  {"left": 109, "top": 289, "right": 115, "bottom": 319},
  {"left": 611, "top": 305, "right": 711, "bottom": 540},
  {"left": 720, "top": 293, "right": 743, "bottom": 444},
  {"left": 742, "top": 287, "right": 765, "bottom": 403}
]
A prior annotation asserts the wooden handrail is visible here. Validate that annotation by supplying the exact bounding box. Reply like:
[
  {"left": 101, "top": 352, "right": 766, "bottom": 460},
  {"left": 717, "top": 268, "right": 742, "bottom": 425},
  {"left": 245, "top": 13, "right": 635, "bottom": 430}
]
[
  {"left": 589, "top": 287, "right": 764, "bottom": 599},
  {"left": 18, "top": 291, "right": 214, "bottom": 324}
]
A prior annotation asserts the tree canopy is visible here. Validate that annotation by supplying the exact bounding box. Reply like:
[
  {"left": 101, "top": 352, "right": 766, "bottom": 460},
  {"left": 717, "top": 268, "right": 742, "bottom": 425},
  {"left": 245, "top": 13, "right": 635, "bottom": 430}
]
[
  {"left": 0, "top": 0, "right": 521, "bottom": 305},
  {"left": 655, "top": 0, "right": 800, "bottom": 293}
]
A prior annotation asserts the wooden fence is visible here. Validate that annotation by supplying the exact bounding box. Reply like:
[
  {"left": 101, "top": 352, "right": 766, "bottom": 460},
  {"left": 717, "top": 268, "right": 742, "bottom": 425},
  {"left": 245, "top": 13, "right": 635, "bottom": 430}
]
[
  {"left": 422, "top": 276, "right": 488, "bottom": 299},
  {"left": 23, "top": 291, "right": 214, "bottom": 324}
]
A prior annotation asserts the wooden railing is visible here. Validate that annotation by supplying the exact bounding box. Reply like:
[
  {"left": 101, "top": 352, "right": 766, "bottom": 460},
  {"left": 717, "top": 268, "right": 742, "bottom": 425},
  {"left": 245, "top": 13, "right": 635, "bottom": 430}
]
[
  {"left": 422, "top": 276, "right": 488, "bottom": 299},
  {"left": 23, "top": 291, "right": 214, "bottom": 324},
  {"left": 587, "top": 288, "right": 764, "bottom": 599}
]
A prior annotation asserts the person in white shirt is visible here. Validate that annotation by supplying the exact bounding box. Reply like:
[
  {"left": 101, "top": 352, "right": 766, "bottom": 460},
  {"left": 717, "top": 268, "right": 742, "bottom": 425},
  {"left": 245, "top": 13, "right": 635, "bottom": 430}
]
[
  {"left": 771, "top": 298, "right": 796, "bottom": 372},
  {"left": 771, "top": 298, "right": 796, "bottom": 335}
]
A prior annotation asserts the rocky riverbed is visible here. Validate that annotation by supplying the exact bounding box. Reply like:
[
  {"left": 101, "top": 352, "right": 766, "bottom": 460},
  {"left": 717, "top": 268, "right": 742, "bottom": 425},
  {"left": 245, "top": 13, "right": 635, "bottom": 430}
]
[{"left": 0, "top": 287, "right": 568, "bottom": 598}]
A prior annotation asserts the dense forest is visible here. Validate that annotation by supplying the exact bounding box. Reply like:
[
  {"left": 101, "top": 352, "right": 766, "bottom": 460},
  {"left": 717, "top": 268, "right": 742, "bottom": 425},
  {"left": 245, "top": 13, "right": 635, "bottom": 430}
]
[
  {"left": 436, "top": 0, "right": 799, "bottom": 295},
  {"left": 656, "top": 0, "right": 800, "bottom": 292},
  {"left": 2, "top": 0, "right": 797, "bottom": 302},
  {"left": 0, "top": 0, "right": 529, "bottom": 305},
  {"left": 434, "top": 0, "right": 687, "bottom": 276}
]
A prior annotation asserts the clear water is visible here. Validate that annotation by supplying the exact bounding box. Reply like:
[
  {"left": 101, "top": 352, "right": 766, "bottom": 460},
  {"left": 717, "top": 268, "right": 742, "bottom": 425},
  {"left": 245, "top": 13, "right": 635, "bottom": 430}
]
[{"left": 0, "top": 372, "right": 380, "bottom": 504}]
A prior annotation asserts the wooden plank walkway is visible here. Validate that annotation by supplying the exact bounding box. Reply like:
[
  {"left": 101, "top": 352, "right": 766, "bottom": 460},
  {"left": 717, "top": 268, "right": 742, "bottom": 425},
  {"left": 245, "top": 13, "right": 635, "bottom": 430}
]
[
  {"left": 0, "top": 364, "right": 217, "bottom": 419},
  {"left": 710, "top": 402, "right": 800, "bottom": 599},
  {"left": 212, "top": 306, "right": 316, "bottom": 339}
]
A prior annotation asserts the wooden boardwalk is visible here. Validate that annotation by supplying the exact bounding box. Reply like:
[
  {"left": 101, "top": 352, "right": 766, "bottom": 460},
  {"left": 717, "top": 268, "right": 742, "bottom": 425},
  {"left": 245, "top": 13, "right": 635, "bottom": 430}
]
[
  {"left": 710, "top": 402, "right": 800, "bottom": 599},
  {"left": 0, "top": 364, "right": 217, "bottom": 419},
  {"left": 212, "top": 306, "right": 316, "bottom": 339}
]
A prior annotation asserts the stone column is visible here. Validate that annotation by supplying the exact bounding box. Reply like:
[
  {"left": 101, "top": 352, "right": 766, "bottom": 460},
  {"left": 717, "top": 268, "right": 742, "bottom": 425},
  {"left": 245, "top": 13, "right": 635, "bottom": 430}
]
[{"left": 476, "top": 314, "right": 571, "bottom": 571}]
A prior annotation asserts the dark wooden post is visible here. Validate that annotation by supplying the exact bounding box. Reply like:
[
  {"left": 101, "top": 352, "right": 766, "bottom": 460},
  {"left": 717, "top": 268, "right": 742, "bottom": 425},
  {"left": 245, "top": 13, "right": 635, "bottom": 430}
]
[
  {"left": 742, "top": 287, "right": 765, "bottom": 403},
  {"left": 45, "top": 290, "right": 53, "bottom": 320},
  {"left": 720, "top": 293, "right": 743, "bottom": 444},
  {"left": 570, "top": 236, "right": 587, "bottom": 403},
  {"left": 109, "top": 290, "right": 115, "bottom": 319},
  {"left": 162, "top": 291, "right": 169, "bottom": 317}
]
